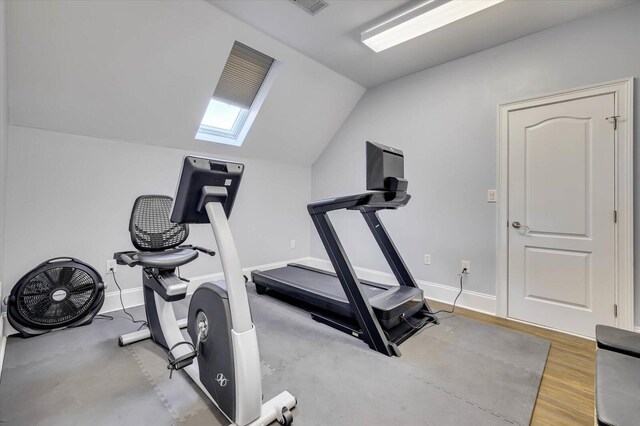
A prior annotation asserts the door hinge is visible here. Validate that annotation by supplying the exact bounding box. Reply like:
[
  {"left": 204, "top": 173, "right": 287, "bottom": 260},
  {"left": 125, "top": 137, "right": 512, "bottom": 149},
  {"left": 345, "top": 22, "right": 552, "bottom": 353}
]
[
  {"left": 614, "top": 304, "right": 618, "bottom": 318},
  {"left": 606, "top": 115, "right": 621, "bottom": 130},
  {"left": 614, "top": 210, "right": 618, "bottom": 223}
]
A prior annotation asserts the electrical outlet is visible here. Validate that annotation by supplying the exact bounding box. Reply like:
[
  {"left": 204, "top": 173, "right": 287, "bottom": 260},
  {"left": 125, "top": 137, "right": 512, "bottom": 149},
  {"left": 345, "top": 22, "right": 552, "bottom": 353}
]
[
  {"left": 461, "top": 260, "right": 470, "bottom": 273},
  {"left": 424, "top": 254, "right": 431, "bottom": 265},
  {"left": 290, "top": 239, "right": 296, "bottom": 249},
  {"left": 487, "top": 189, "right": 497, "bottom": 203},
  {"left": 106, "top": 259, "right": 117, "bottom": 274}
]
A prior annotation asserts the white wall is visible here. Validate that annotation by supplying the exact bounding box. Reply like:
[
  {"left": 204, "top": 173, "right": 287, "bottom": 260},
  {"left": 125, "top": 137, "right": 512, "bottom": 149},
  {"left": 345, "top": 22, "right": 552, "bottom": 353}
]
[
  {"left": 2, "top": 125, "right": 311, "bottom": 298},
  {"left": 311, "top": 2, "right": 640, "bottom": 325},
  {"left": 2, "top": 0, "right": 362, "bottom": 317},
  {"left": 6, "top": 0, "right": 364, "bottom": 166}
]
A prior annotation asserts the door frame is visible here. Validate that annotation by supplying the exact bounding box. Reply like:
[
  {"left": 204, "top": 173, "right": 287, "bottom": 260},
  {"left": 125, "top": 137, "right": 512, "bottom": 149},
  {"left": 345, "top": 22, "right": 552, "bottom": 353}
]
[{"left": 496, "top": 78, "right": 634, "bottom": 332}]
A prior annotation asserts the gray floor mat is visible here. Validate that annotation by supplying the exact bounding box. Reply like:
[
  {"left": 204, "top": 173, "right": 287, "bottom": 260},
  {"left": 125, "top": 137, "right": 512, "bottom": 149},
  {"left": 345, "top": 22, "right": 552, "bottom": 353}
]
[
  {"left": 261, "top": 337, "right": 517, "bottom": 426},
  {"left": 0, "top": 339, "right": 171, "bottom": 426},
  {"left": 399, "top": 333, "right": 542, "bottom": 424},
  {"left": 0, "top": 282, "right": 550, "bottom": 426},
  {"left": 251, "top": 287, "right": 547, "bottom": 426},
  {"left": 128, "top": 338, "right": 220, "bottom": 423},
  {"left": 435, "top": 314, "right": 551, "bottom": 373},
  {"left": 2, "top": 308, "right": 147, "bottom": 370}
]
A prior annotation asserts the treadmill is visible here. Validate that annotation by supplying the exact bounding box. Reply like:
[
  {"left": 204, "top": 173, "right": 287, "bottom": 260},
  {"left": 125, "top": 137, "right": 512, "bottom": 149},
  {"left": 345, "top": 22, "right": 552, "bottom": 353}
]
[{"left": 252, "top": 141, "right": 438, "bottom": 357}]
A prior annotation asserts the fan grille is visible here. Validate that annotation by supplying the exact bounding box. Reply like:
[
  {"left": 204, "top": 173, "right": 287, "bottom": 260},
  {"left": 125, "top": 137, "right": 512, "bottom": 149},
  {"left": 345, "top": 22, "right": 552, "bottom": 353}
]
[{"left": 17, "top": 266, "right": 98, "bottom": 326}]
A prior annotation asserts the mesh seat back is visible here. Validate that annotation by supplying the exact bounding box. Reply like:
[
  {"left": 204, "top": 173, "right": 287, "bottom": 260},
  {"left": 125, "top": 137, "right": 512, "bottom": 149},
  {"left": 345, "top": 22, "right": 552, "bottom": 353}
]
[{"left": 129, "top": 195, "right": 189, "bottom": 251}]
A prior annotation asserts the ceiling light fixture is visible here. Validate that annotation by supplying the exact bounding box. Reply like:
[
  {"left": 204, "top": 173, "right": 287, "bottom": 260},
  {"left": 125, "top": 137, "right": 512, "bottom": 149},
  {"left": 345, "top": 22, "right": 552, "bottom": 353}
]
[{"left": 361, "top": 0, "right": 505, "bottom": 53}]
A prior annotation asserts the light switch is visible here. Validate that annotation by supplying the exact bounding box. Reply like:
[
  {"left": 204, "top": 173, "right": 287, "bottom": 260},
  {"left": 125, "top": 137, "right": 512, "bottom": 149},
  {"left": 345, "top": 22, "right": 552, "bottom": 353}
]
[{"left": 487, "top": 189, "right": 497, "bottom": 203}]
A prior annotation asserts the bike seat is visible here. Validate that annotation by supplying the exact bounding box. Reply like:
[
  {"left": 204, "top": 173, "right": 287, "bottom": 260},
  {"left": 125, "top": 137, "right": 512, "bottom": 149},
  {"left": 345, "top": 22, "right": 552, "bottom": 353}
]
[{"left": 115, "top": 248, "right": 198, "bottom": 269}]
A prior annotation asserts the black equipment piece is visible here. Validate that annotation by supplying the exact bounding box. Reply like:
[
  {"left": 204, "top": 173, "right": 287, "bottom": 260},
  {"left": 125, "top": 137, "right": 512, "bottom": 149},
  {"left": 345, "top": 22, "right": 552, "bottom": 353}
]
[
  {"left": 366, "top": 140, "right": 406, "bottom": 191},
  {"left": 171, "top": 157, "right": 244, "bottom": 223},
  {"left": 130, "top": 195, "right": 189, "bottom": 251},
  {"left": 115, "top": 194, "right": 216, "bottom": 273},
  {"left": 5, "top": 257, "right": 105, "bottom": 337},
  {"left": 596, "top": 324, "right": 640, "bottom": 358},
  {"left": 253, "top": 141, "right": 438, "bottom": 357}
]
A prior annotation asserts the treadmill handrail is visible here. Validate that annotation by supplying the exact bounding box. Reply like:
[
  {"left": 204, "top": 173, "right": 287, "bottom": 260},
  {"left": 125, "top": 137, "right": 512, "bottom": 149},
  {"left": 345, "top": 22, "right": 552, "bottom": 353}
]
[{"left": 307, "top": 191, "right": 411, "bottom": 215}]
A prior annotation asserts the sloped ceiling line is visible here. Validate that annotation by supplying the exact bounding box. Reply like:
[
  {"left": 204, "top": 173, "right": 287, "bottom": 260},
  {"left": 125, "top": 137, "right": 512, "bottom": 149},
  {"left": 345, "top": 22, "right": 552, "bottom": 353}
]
[{"left": 7, "top": 0, "right": 365, "bottom": 166}]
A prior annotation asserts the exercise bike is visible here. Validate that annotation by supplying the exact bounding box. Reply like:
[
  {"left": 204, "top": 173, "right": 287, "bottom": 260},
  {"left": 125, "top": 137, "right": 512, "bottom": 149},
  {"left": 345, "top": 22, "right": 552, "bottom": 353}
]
[{"left": 114, "top": 156, "right": 296, "bottom": 426}]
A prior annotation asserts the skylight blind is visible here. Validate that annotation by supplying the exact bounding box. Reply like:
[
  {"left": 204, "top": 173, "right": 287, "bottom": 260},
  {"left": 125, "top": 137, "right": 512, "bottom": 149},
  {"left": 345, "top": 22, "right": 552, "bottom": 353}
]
[{"left": 213, "top": 41, "right": 274, "bottom": 110}]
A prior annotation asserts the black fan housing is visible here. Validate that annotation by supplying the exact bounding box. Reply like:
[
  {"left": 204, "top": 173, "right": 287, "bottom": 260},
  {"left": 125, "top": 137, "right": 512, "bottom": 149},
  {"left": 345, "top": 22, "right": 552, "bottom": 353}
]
[{"left": 6, "top": 257, "right": 105, "bottom": 337}]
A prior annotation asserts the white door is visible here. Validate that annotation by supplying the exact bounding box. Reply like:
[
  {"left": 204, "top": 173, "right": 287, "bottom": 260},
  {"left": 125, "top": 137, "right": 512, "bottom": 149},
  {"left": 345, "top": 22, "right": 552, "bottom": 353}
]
[{"left": 507, "top": 93, "right": 616, "bottom": 337}]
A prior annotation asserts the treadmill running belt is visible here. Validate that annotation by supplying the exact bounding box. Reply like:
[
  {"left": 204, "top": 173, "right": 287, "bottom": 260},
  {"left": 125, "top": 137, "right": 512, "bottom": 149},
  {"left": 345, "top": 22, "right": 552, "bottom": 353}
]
[
  {"left": 253, "top": 263, "right": 426, "bottom": 331},
  {"left": 259, "top": 265, "right": 386, "bottom": 301}
]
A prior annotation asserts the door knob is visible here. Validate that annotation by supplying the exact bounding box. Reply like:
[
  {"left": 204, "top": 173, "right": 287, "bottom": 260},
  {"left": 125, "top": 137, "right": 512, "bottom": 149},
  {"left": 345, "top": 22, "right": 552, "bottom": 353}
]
[{"left": 512, "top": 221, "right": 530, "bottom": 231}]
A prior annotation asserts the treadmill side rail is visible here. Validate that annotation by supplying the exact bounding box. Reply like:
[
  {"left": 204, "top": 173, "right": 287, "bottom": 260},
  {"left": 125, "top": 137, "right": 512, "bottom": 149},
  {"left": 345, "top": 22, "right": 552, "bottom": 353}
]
[{"left": 310, "top": 211, "right": 400, "bottom": 357}]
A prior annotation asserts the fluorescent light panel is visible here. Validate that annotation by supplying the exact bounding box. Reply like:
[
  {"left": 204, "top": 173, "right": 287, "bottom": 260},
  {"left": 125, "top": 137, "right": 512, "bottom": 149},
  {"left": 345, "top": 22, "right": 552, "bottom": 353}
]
[{"left": 362, "top": 0, "right": 505, "bottom": 53}]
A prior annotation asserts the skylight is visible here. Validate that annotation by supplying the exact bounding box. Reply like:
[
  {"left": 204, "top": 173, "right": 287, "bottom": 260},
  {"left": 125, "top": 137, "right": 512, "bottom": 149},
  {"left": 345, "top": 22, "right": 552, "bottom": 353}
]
[
  {"left": 201, "top": 99, "right": 243, "bottom": 131},
  {"left": 196, "top": 41, "right": 275, "bottom": 146}
]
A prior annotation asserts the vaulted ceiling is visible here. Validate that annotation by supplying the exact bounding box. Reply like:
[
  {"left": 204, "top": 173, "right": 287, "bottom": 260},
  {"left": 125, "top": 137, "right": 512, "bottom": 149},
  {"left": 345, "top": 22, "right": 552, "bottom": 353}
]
[
  {"left": 7, "top": 0, "right": 364, "bottom": 166},
  {"left": 212, "top": 0, "right": 634, "bottom": 88},
  {"left": 7, "top": 0, "right": 634, "bottom": 167}
]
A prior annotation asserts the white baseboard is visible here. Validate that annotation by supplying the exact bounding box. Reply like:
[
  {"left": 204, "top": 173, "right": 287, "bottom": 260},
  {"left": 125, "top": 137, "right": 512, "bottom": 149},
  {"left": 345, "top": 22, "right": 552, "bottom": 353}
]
[
  {"left": 100, "top": 257, "right": 310, "bottom": 314},
  {"left": 0, "top": 335, "right": 5, "bottom": 382},
  {"left": 100, "top": 286, "right": 145, "bottom": 313},
  {"left": 299, "top": 257, "right": 497, "bottom": 315},
  {"left": 2, "top": 314, "right": 14, "bottom": 337},
  {"left": 635, "top": 326, "right": 640, "bottom": 334}
]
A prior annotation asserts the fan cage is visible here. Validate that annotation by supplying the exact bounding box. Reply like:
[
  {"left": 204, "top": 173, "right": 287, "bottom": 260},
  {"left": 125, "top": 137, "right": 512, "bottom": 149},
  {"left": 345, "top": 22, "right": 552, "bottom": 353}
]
[{"left": 16, "top": 265, "right": 99, "bottom": 328}]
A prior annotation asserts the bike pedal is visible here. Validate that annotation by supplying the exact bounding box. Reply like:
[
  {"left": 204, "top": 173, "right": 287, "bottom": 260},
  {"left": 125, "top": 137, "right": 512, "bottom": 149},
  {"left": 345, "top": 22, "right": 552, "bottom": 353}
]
[{"left": 167, "top": 349, "right": 197, "bottom": 378}]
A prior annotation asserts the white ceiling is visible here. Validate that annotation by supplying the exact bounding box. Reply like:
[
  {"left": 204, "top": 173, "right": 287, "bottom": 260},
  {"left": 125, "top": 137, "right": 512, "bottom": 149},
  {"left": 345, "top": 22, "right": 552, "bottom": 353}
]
[
  {"left": 211, "top": 0, "right": 635, "bottom": 88},
  {"left": 7, "top": 0, "right": 364, "bottom": 166}
]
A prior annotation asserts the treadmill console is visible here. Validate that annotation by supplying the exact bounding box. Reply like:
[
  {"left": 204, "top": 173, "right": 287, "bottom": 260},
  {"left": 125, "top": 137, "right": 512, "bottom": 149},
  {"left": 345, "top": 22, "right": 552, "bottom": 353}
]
[
  {"left": 366, "top": 141, "right": 407, "bottom": 192},
  {"left": 171, "top": 156, "right": 244, "bottom": 224}
]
